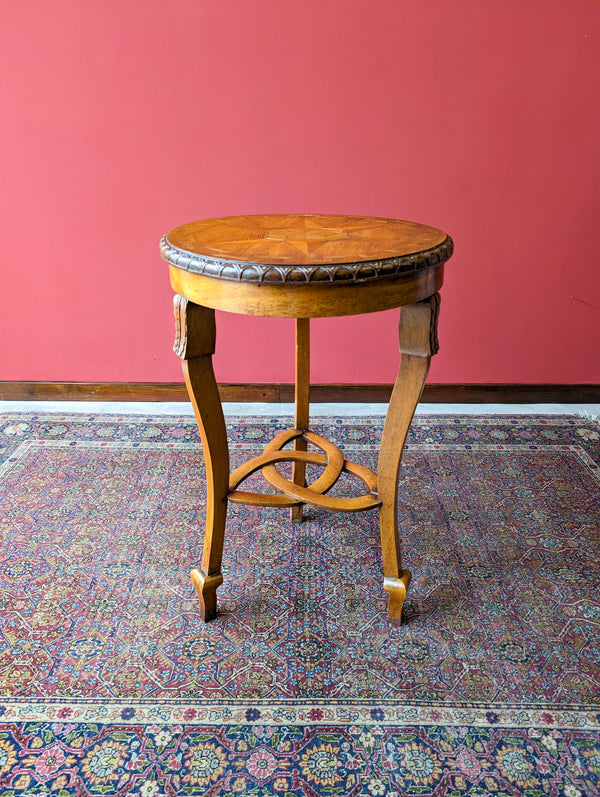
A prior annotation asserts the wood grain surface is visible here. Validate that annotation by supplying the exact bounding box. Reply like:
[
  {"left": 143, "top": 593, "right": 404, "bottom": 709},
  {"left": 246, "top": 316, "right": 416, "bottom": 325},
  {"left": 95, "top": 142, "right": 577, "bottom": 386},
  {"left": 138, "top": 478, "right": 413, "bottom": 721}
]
[
  {"left": 166, "top": 214, "right": 448, "bottom": 267},
  {"left": 169, "top": 262, "right": 444, "bottom": 317}
]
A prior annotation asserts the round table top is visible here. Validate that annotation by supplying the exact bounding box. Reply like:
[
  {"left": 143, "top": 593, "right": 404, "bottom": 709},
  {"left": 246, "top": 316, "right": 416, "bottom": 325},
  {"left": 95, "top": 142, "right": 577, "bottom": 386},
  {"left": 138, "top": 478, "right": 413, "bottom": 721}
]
[{"left": 161, "top": 214, "right": 453, "bottom": 285}]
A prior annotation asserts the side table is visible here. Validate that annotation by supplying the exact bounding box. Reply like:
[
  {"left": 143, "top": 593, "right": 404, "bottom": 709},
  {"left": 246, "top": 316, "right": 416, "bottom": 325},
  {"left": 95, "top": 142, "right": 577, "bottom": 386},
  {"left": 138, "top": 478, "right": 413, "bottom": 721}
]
[{"left": 160, "top": 214, "right": 453, "bottom": 624}]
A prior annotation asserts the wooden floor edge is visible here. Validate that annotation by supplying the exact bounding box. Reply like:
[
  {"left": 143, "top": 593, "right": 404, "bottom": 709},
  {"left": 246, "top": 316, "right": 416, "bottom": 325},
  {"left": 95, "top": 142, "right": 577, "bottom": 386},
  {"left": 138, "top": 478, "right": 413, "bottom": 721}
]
[{"left": 1, "top": 382, "right": 599, "bottom": 403}]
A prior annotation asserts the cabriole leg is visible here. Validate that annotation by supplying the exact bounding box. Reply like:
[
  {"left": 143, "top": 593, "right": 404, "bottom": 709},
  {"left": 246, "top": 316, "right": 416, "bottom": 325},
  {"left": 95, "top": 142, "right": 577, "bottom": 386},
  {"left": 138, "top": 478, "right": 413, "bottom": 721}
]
[
  {"left": 377, "top": 294, "right": 440, "bottom": 624},
  {"left": 173, "top": 295, "right": 229, "bottom": 621}
]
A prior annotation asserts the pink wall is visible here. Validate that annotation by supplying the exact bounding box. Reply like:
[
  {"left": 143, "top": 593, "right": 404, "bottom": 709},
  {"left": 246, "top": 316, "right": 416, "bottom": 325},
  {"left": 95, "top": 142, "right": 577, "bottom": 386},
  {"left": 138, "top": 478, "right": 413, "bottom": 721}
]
[{"left": 2, "top": 0, "right": 599, "bottom": 385}]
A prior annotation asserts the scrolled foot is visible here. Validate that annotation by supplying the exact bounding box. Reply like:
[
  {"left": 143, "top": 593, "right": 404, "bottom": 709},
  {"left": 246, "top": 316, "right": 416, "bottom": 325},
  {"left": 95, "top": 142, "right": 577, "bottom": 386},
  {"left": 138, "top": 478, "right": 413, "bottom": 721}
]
[
  {"left": 190, "top": 569, "right": 224, "bottom": 622},
  {"left": 383, "top": 570, "right": 412, "bottom": 625}
]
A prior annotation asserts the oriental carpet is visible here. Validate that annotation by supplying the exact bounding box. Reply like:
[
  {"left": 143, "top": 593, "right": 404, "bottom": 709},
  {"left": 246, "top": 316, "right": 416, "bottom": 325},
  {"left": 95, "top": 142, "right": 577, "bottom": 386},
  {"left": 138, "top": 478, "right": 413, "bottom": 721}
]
[{"left": 0, "top": 413, "right": 599, "bottom": 796}]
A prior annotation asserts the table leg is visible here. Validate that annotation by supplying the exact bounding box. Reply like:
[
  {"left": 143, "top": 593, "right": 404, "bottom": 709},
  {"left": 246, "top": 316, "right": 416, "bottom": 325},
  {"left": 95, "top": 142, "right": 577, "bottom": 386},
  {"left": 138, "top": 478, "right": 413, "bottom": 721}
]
[
  {"left": 173, "top": 295, "right": 229, "bottom": 621},
  {"left": 377, "top": 294, "right": 440, "bottom": 624},
  {"left": 291, "top": 318, "right": 310, "bottom": 523}
]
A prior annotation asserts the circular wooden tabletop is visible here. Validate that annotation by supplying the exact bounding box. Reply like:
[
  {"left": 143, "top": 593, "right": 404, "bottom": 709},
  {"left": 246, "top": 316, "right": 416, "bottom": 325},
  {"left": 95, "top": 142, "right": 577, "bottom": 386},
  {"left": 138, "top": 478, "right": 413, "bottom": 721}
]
[{"left": 161, "top": 214, "right": 453, "bottom": 285}]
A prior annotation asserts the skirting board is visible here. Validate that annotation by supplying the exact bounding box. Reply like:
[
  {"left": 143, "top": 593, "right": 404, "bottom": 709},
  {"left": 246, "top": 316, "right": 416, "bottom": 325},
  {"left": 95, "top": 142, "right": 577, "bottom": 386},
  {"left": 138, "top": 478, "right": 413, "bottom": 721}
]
[{"left": 1, "top": 382, "right": 599, "bottom": 403}]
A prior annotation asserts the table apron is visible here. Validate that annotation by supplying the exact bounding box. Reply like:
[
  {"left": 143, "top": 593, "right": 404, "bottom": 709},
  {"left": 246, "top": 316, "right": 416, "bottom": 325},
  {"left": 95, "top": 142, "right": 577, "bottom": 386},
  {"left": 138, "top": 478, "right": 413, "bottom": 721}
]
[{"left": 169, "top": 264, "right": 444, "bottom": 318}]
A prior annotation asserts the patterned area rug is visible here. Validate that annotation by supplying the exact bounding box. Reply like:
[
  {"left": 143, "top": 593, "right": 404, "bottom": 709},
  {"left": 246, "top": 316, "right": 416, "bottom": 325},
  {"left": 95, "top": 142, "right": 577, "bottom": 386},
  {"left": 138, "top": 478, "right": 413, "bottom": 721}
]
[{"left": 0, "top": 412, "right": 599, "bottom": 796}]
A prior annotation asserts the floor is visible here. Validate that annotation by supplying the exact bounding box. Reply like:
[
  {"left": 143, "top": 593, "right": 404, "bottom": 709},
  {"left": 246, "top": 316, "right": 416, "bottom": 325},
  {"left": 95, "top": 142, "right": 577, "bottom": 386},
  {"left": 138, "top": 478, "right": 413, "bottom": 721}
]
[{"left": 0, "top": 401, "right": 599, "bottom": 417}]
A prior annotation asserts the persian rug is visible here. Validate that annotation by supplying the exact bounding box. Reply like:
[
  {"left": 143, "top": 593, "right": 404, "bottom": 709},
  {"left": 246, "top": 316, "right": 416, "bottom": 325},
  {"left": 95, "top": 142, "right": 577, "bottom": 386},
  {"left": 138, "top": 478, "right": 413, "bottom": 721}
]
[{"left": 0, "top": 412, "right": 599, "bottom": 796}]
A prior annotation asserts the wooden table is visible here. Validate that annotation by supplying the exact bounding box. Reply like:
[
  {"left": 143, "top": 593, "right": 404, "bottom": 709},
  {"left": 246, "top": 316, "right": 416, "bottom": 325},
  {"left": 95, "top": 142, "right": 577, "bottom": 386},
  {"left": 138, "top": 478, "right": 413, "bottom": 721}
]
[{"left": 160, "top": 214, "right": 453, "bottom": 624}]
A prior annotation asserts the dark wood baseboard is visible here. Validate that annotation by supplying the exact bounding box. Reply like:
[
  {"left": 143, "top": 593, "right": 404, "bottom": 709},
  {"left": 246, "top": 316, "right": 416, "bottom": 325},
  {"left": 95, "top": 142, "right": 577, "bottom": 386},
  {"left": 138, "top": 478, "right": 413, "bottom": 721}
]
[{"left": 1, "top": 382, "right": 599, "bottom": 403}]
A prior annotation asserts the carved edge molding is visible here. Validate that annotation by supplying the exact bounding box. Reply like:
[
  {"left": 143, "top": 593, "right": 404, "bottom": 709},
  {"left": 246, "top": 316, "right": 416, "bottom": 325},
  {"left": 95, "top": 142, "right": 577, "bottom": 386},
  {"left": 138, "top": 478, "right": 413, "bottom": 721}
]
[{"left": 160, "top": 235, "right": 453, "bottom": 285}]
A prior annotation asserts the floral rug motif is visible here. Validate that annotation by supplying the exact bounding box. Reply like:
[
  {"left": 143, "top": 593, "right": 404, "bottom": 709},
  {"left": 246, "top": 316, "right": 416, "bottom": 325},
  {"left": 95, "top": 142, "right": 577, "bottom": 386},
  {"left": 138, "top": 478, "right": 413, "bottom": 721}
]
[{"left": 0, "top": 412, "right": 599, "bottom": 795}]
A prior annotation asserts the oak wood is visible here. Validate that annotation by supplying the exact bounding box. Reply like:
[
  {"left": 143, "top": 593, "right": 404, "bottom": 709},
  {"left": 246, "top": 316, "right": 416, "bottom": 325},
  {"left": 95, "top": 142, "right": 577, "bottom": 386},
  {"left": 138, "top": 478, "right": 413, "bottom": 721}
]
[
  {"left": 262, "top": 429, "right": 345, "bottom": 499},
  {"left": 175, "top": 299, "right": 229, "bottom": 621},
  {"left": 227, "top": 428, "right": 379, "bottom": 513},
  {"left": 229, "top": 450, "right": 327, "bottom": 500},
  {"left": 170, "top": 262, "right": 444, "bottom": 318},
  {"left": 173, "top": 294, "right": 216, "bottom": 358},
  {"left": 263, "top": 463, "right": 380, "bottom": 513},
  {"left": 291, "top": 318, "right": 310, "bottom": 522},
  {"left": 165, "top": 214, "right": 455, "bottom": 623},
  {"left": 377, "top": 295, "right": 440, "bottom": 624},
  {"left": 3, "top": 382, "right": 599, "bottom": 403},
  {"left": 226, "top": 490, "right": 301, "bottom": 508},
  {"left": 165, "top": 213, "right": 448, "bottom": 268}
]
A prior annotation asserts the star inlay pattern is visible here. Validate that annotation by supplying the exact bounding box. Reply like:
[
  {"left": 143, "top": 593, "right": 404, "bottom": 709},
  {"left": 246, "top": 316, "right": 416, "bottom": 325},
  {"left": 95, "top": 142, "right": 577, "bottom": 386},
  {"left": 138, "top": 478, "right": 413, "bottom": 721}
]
[
  {"left": 166, "top": 214, "right": 448, "bottom": 267},
  {"left": 265, "top": 226, "right": 348, "bottom": 255}
]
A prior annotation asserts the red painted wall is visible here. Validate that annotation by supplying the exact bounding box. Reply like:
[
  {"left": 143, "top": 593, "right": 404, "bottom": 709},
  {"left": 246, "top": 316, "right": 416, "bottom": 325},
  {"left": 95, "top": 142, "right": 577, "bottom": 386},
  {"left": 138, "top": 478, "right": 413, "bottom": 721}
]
[{"left": 2, "top": 0, "right": 599, "bottom": 385}]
